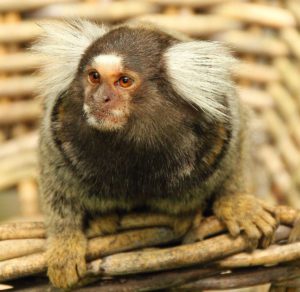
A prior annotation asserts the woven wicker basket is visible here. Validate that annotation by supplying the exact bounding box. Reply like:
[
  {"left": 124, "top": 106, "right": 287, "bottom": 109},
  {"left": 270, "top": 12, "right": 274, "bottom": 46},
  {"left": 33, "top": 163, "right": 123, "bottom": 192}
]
[{"left": 0, "top": 0, "right": 300, "bottom": 291}]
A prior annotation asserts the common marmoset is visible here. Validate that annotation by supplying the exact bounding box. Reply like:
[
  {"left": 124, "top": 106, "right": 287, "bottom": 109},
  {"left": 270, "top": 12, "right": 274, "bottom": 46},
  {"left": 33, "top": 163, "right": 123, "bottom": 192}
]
[{"left": 33, "top": 20, "right": 277, "bottom": 289}]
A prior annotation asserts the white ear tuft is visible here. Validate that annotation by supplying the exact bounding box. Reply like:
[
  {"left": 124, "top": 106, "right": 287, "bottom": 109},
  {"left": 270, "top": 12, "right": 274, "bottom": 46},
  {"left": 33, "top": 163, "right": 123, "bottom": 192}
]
[
  {"left": 164, "top": 41, "right": 236, "bottom": 120},
  {"left": 32, "top": 19, "right": 108, "bottom": 99}
]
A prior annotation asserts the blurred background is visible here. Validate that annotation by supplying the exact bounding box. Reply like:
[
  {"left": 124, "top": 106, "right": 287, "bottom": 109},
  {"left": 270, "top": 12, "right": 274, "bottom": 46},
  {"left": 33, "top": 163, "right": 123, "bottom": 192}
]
[{"left": 0, "top": 0, "right": 300, "bottom": 223}]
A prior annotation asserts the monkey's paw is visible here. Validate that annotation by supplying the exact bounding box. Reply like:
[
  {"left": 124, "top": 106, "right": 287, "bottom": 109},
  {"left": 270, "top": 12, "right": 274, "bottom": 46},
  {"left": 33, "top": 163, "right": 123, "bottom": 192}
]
[
  {"left": 213, "top": 194, "right": 278, "bottom": 249},
  {"left": 47, "top": 232, "right": 87, "bottom": 289}
]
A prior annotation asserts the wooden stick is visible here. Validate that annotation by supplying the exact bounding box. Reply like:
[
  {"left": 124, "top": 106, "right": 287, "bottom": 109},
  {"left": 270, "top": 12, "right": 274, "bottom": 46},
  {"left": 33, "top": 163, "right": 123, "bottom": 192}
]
[
  {"left": 0, "top": 131, "right": 37, "bottom": 160},
  {"left": 0, "top": 21, "right": 41, "bottom": 43},
  {"left": 274, "top": 57, "right": 300, "bottom": 101},
  {"left": 134, "top": 14, "right": 240, "bottom": 36},
  {"left": 288, "top": 0, "right": 300, "bottom": 25},
  {"left": 257, "top": 146, "right": 292, "bottom": 196},
  {"left": 179, "top": 265, "right": 300, "bottom": 290},
  {"left": 139, "top": 0, "right": 231, "bottom": 8},
  {"left": 0, "top": 222, "right": 45, "bottom": 240},
  {"left": 28, "top": 2, "right": 157, "bottom": 21},
  {"left": 212, "top": 2, "right": 296, "bottom": 28},
  {"left": 86, "top": 227, "right": 178, "bottom": 261},
  {"left": 216, "top": 242, "right": 300, "bottom": 268},
  {"left": 0, "top": 100, "right": 41, "bottom": 125},
  {"left": 281, "top": 28, "right": 300, "bottom": 60},
  {"left": 0, "top": 76, "right": 39, "bottom": 97},
  {"left": 263, "top": 109, "right": 300, "bottom": 173},
  {"left": 215, "top": 31, "right": 289, "bottom": 56},
  {"left": 277, "top": 205, "right": 300, "bottom": 226},
  {"left": 0, "top": 227, "right": 177, "bottom": 282},
  {"left": 0, "top": 166, "right": 37, "bottom": 191},
  {"left": 83, "top": 268, "right": 218, "bottom": 292},
  {"left": 18, "top": 179, "right": 40, "bottom": 217},
  {"left": 0, "top": 53, "right": 45, "bottom": 73},
  {"left": 238, "top": 87, "right": 274, "bottom": 109},
  {"left": 87, "top": 234, "right": 249, "bottom": 277},
  {"left": 234, "top": 62, "right": 280, "bottom": 83},
  {"left": 0, "top": 239, "right": 45, "bottom": 261},
  {"left": 1, "top": 206, "right": 298, "bottom": 241},
  {"left": 0, "top": 0, "right": 76, "bottom": 12},
  {"left": 0, "top": 210, "right": 299, "bottom": 282},
  {"left": 0, "top": 149, "right": 37, "bottom": 174},
  {"left": 267, "top": 82, "right": 300, "bottom": 146}
]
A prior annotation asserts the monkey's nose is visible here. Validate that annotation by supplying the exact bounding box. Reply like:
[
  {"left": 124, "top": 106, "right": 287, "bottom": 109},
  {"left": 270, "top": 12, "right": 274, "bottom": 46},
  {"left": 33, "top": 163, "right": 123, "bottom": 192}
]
[{"left": 103, "top": 96, "right": 111, "bottom": 103}]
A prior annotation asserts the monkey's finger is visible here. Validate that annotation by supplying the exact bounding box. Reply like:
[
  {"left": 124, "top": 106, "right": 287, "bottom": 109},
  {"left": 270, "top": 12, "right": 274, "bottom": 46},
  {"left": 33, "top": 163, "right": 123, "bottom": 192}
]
[
  {"left": 76, "top": 257, "right": 87, "bottom": 279},
  {"left": 242, "top": 221, "right": 261, "bottom": 250},
  {"left": 182, "top": 228, "right": 199, "bottom": 244},
  {"left": 257, "top": 199, "right": 276, "bottom": 214},
  {"left": 224, "top": 219, "right": 240, "bottom": 237},
  {"left": 256, "top": 217, "right": 274, "bottom": 237},
  {"left": 255, "top": 217, "right": 274, "bottom": 248},
  {"left": 260, "top": 233, "right": 274, "bottom": 249},
  {"left": 259, "top": 210, "right": 278, "bottom": 229}
]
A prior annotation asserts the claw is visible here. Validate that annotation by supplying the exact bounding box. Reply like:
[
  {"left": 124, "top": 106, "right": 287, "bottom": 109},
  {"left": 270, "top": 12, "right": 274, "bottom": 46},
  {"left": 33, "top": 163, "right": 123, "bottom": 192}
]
[{"left": 213, "top": 194, "right": 277, "bottom": 250}]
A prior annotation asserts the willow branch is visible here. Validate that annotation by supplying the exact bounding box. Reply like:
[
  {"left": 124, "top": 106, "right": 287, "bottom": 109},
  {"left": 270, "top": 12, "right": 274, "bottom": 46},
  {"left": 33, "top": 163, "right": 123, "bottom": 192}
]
[
  {"left": 178, "top": 265, "right": 300, "bottom": 290},
  {"left": 0, "top": 227, "right": 177, "bottom": 282}
]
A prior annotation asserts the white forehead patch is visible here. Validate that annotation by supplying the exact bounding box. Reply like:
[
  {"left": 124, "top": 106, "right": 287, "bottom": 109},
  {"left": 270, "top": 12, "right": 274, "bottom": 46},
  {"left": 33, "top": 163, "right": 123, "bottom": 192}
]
[{"left": 93, "top": 54, "right": 122, "bottom": 70}]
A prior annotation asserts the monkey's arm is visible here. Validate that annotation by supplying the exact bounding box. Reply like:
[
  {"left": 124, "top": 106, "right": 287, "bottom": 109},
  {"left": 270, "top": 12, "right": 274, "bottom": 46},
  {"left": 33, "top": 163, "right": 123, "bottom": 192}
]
[
  {"left": 39, "top": 143, "right": 88, "bottom": 289},
  {"left": 213, "top": 114, "right": 278, "bottom": 249},
  {"left": 43, "top": 192, "right": 87, "bottom": 289}
]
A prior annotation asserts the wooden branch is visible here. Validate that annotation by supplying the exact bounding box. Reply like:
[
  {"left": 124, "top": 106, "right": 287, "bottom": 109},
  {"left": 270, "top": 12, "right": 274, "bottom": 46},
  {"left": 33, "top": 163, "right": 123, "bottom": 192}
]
[
  {"left": 0, "top": 222, "right": 45, "bottom": 240},
  {"left": 277, "top": 205, "right": 300, "bottom": 225},
  {"left": 0, "top": 239, "right": 45, "bottom": 261},
  {"left": 1, "top": 205, "right": 298, "bottom": 241},
  {"left": 234, "top": 62, "right": 280, "bottom": 83},
  {"left": 0, "top": 100, "right": 41, "bottom": 125},
  {"left": 0, "top": 0, "right": 77, "bottom": 12},
  {"left": 215, "top": 31, "right": 289, "bottom": 56},
  {"left": 238, "top": 87, "right": 274, "bottom": 109},
  {"left": 0, "top": 21, "right": 41, "bottom": 43},
  {"left": 216, "top": 242, "right": 300, "bottom": 268},
  {"left": 134, "top": 14, "right": 240, "bottom": 37},
  {"left": 274, "top": 57, "right": 300, "bottom": 99},
  {"left": 0, "top": 149, "right": 37, "bottom": 174},
  {"left": 0, "top": 76, "right": 39, "bottom": 97},
  {"left": 0, "top": 227, "right": 177, "bottom": 282},
  {"left": 138, "top": 0, "right": 231, "bottom": 8},
  {"left": 179, "top": 265, "right": 300, "bottom": 290},
  {"left": 0, "top": 53, "right": 45, "bottom": 73},
  {"left": 288, "top": 0, "right": 300, "bottom": 26},
  {"left": 76, "top": 267, "right": 219, "bottom": 292},
  {"left": 0, "top": 207, "right": 299, "bottom": 283},
  {"left": 212, "top": 3, "right": 296, "bottom": 28},
  {"left": 0, "top": 166, "right": 37, "bottom": 191},
  {"left": 267, "top": 82, "right": 300, "bottom": 147},
  {"left": 263, "top": 109, "right": 300, "bottom": 174},
  {"left": 0, "top": 131, "right": 37, "bottom": 160},
  {"left": 87, "top": 234, "right": 250, "bottom": 277},
  {"left": 28, "top": 2, "right": 157, "bottom": 21},
  {"left": 281, "top": 28, "right": 300, "bottom": 60}
]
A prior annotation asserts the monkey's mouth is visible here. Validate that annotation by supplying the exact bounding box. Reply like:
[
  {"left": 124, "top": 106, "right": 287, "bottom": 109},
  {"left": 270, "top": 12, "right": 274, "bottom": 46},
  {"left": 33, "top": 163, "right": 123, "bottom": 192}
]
[{"left": 83, "top": 104, "right": 128, "bottom": 131}]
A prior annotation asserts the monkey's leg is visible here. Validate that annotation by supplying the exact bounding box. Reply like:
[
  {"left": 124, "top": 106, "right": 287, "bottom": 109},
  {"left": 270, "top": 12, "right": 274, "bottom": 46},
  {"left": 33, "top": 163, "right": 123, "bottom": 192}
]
[
  {"left": 46, "top": 207, "right": 87, "bottom": 289},
  {"left": 86, "top": 214, "right": 120, "bottom": 237},
  {"left": 213, "top": 193, "right": 278, "bottom": 249},
  {"left": 118, "top": 212, "right": 195, "bottom": 237}
]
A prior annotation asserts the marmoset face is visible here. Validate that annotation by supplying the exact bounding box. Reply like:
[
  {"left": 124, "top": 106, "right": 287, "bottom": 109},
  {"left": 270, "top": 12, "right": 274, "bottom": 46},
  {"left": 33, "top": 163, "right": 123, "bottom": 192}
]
[
  {"left": 78, "top": 26, "right": 176, "bottom": 133},
  {"left": 82, "top": 54, "right": 142, "bottom": 131}
]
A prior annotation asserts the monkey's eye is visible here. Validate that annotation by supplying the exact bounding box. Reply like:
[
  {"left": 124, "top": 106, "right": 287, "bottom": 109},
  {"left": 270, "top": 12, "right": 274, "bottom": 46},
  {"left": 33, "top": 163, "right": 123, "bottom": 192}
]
[
  {"left": 88, "top": 70, "right": 101, "bottom": 85},
  {"left": 118, "top": 76, "right": 133, "bottom": 88}
]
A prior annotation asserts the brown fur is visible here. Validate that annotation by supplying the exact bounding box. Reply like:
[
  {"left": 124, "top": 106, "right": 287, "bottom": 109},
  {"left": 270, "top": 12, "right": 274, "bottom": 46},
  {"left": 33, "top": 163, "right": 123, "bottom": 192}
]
[{"left": 36, "top": 22, "right": 278, "bottom": 289}]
